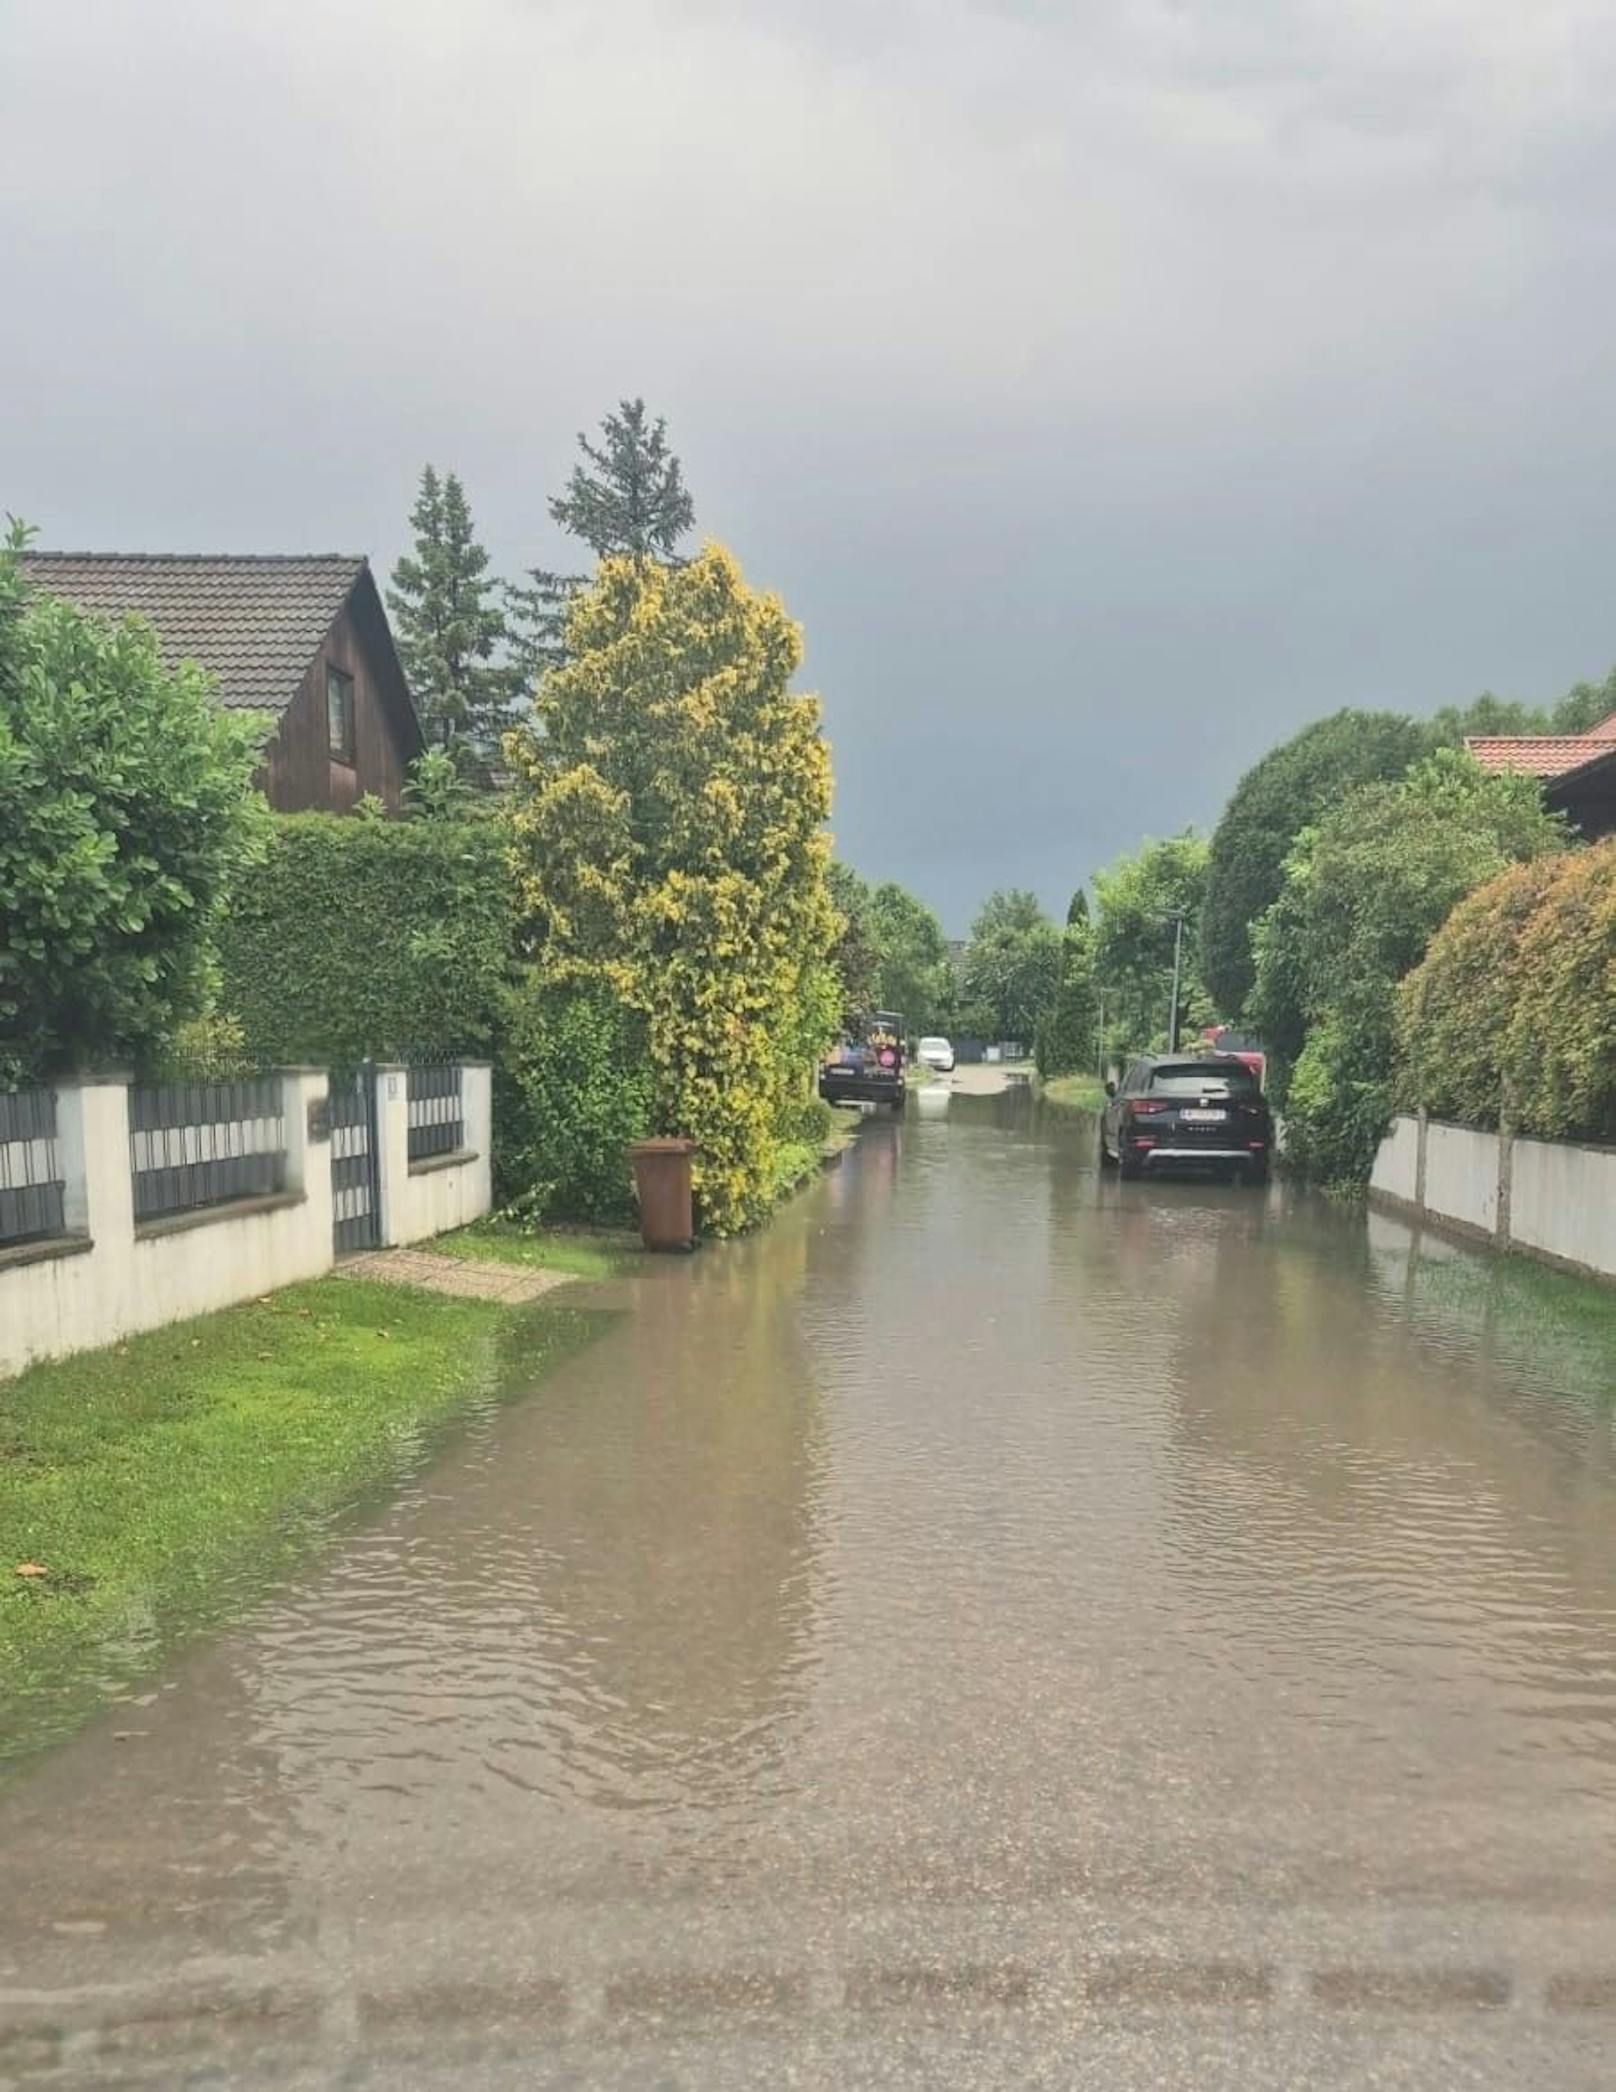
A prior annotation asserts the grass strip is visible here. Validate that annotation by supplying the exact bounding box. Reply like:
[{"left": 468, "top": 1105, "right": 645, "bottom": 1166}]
[
  {"left": 1405, "top": 1236, "right": 1616, "bottom": 1410},
  {"left": 433, "top": 1219, "right": 643, "bottom": 1278},
  {"left": 0, "top": 1276, "right": 605, "bottom": 1770},
  {"left": 1038, "top": 1073, "right": 1106, "bottom": 1112}
]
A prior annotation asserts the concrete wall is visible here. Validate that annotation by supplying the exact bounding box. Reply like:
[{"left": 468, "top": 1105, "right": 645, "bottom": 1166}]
[
  {"left": 1510, "top": 1135, "right": 1616, "bottom": 1274},
  {"left": 1, "top": 1063, "right": 493, "bottom": 1381},
  {"left": 1, "top": 1072, "right": 330, "bottom": 1380},
  {"left": 1370, "top": 1112, "right": 1616, "bottom": 1283},
  {"left": 1370, "top": 1113, "right": 1422, "bottom": 1205},
  {"left": 1422, "top": 1119, "right": 1498, "bottom": 1240}
]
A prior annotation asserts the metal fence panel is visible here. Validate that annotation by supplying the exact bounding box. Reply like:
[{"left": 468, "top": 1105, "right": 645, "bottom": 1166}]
[
  {"left": 406, "top": 1062, "right": 464, "bottom": 1163},
  {"left": 0, "top": 1087, "right": 65, "bottom": 1246},
  {"left": 127, "top": 1077, "right": 285, "bottom": 1223},
  {"left": 330, "top": 1066, "right": 380, "bottom": 1252}
]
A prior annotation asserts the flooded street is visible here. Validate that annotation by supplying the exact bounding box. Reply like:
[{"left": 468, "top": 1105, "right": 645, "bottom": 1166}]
[{"left": 5, "top": 1088, "right": 1616, "bottom": 2087}]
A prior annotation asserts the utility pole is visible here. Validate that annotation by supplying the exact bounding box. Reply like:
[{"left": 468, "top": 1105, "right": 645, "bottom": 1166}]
[{"left": 1166, "top": 912, "right": 1185, "bottom": 1053}]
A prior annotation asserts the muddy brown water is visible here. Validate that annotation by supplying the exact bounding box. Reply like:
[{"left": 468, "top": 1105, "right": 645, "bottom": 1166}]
[{"left": 4, "top": 1089, "right": 1616, "bottom": 2087}]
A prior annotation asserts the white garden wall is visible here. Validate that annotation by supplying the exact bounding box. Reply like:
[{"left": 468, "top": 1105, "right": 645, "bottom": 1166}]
[
  {"left": 1, "top": 1063, "right": 493, "bottom": 1381},
  {"left": 1370, "top": 1112, "right": 1616, "bottom": 1284},
  {"left": 1510, "top": 1136, "right": 1616, "bottom": 1275},
  {"left": 1, "top": 1072, "right": 330, "bottom": 1379},
  {"left": 1371, "top": 1113, "right": 1422, "bottom": 1206},
  {"left": 1422, "top": 1120, "right": 1498, "bottom": 1239}
]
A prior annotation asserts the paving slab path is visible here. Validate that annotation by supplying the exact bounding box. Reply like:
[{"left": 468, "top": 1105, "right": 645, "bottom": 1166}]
[{"left": 335, "top": 1245, "right": 573, "bottom": 1304}]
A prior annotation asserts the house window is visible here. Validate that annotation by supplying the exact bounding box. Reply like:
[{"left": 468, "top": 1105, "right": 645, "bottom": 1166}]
[{"left": 327, "top": 665, "right": 355, "bottom": 763}]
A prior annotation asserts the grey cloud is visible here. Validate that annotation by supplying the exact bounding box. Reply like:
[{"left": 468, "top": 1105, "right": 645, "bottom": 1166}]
[{"left": 5, "top": 0, "right": 1616, "bottom": 925}]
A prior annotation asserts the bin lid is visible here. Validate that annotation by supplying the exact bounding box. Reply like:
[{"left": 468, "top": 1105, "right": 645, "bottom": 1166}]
[{"left": 627, "top": 1136, "right": 699, "bottom": 1156}]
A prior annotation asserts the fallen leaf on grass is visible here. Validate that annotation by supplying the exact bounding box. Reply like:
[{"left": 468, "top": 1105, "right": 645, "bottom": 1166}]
[{"left": 14, "top": 1563, "right": 49, "bottom": 1580}]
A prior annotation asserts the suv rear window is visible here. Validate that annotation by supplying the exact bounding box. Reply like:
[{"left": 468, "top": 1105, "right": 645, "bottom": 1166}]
[{"left": 1148, "top": 1062, "right": 1258, "bottom": 1096}]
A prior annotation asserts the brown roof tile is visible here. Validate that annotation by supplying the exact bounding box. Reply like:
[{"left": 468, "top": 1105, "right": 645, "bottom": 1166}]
[
  {"left": 17, "top": 552, "right": 367, "bottom": 713},
  {"left": 1465, "top": 733, "right": 1616, "bottom": 778}
]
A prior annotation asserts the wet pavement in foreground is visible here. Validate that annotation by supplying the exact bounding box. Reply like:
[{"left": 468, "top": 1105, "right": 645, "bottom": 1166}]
[{"left": 4, "top": 1088, "right": 1616, "bottom": 2086}]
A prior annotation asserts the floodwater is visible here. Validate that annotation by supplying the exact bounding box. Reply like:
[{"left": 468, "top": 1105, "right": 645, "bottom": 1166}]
[{"left": 4, "top": 1088, "right": 1616, "bottom": 2088}]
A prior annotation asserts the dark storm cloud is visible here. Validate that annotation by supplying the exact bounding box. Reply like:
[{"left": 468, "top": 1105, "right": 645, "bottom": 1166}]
[{"left": 6, "top": 0, "right": 1616, "bottom": 926}]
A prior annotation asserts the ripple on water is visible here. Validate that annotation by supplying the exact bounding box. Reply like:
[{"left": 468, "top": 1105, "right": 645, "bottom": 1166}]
[{"left": 94, "top": 1104, "right": 1616, "bottom": 1904}]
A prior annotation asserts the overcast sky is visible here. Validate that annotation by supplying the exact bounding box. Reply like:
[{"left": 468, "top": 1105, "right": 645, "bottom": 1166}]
[{"left": 7, "top": 0, "right": 1616, "bottom": 928}]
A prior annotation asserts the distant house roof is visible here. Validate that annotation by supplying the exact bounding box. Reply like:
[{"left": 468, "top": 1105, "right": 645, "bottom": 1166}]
[
  {"left": 18, "top": 552, "right": 370, "bottom": 713},
  {"left": 1466, "top": 711, "right": 1616, "bottom": 780}
]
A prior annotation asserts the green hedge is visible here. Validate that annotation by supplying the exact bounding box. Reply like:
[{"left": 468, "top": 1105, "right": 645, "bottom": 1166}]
[
  {"left": 1399, "top": 843, "right": 1616, "bottom": 1141},
  {"left": 492, "top": 977, "right": 654, "bottom": 1224},
  {"left": 215, "top": 813, "right": 515, "bottom": 1065}
]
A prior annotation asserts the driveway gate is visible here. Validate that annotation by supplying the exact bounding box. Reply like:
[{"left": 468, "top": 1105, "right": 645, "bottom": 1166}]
[{"left": 330, "top": 1064, "right": 381, "bottom": 1253}]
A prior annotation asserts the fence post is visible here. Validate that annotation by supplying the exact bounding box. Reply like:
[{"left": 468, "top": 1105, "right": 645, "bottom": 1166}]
[
  {"left": 1414, "top": 1106, "right": 1429, "bottom": 1215},
  {"left": 372, "top": 1063, "right": 411, "bottom": 1247},
  {"left": 59, "top": 1077, "right": 137, "bottom": 1348},
  {"left": 460, "top": 1060, "right": 494, "bottom": 1223},
  {"left": 278, "top": 1067, "right": 332, "bottom": 1251},
  {"left": 1496, "top": 1081, "right": 1516, "bottom": 1253},
  {"left": 57, "top": 1077, "right": 135, "bottom": 1247}
]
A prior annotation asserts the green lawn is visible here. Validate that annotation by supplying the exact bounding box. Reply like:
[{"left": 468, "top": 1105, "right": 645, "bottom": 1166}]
[
  {"left": 0, "top": 1277, "right": 604, "bottom": 1770},
  {"left": 1039, "top": 1072, "right": 1106, "bottom": 1112},
  {"left": 433, "top": 1218, "right": 644, "bottom": 1279},
  {"left": 1407, "top": 1239, "right": 1616, "bottom": 1410}
]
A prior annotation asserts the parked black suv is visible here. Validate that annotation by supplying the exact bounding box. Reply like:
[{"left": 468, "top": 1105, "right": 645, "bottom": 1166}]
[{"left": 1099, "top": 1053, "right": 1272, "bottom": 1184}]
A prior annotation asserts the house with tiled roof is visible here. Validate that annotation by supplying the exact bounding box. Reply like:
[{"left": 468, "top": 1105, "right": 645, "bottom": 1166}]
[
  {"left": 1466, "top": 712, "right": 1616, "bottom": 839},
  {"left": 19, "top": 552, "right": 424, "bottom": 815}
]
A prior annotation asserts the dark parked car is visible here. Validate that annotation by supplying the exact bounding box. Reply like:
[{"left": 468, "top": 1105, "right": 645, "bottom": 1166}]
[
  {"left": 1099, "top": 1053, "right": 1272, "bottom": 1183},
  {"left": 819, "top": 1011, "right": 907, "bottom": 1111}
]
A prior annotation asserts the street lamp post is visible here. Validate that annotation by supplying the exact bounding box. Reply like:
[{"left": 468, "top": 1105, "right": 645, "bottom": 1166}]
[{"left": 1166, "top": 912, "right": 1185, "bottom": 1054}]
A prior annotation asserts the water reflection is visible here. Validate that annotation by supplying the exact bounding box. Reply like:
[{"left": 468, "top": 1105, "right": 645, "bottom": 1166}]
[
  {"left": 6, "top": 1090, "right": 1616, "bottom": 2047},
  {"left": 1149, "top": 1163, "right": 1616, "bottom": 1908},
  {"left": 242, "top": 1233, "right": 830, "bottom": 1875}
]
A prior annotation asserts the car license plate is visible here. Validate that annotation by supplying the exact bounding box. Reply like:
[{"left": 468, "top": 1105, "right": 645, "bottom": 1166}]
[{"left": 1182, "top": 1107, "right": 1226, "bottom": 1123}]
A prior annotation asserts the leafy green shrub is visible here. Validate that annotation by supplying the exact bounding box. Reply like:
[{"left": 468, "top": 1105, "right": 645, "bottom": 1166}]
[
  {"left": 1092, "top": 833, "right": 1211, "bottom": 1054},
  {"left": 159, "top": 1008, "right": 252, "bottom": 1081},
  {"left": 493, "top": 977, "right": 654, "bottom": 1224},
  {"left": 1034, "top": 923, "right": 1097, "bottom": 1078},
  {"left": 505, "top": 546, "right": 838, "bottom": 1234},
  {"left": 1251, "top": 751, "right": 1564, "bottom": 1186},
  {"left": 216, "top": 812, "right": 514, "bottom": 1065},
  {"left": 1396, "top": 855, "right": 1567, "bottom": 1128},
  {"left": 775, "top": 1092, "right": 834, "bottom": 1149},
  {"left": 0, "top": 529, "right": 264, "bottom": 1081},
  {"left": 1280, "top": 1009, "right": 1401, "bottom": 1187},
  {"left": 1504, "top": 845, "right": 1616, "bottom": 1140},
  {"left": 962, "top": 890, "right": 1064, "bottom": 1043},
  {"left": 1202, "top": 711, "right": 1431, "bottom": 1019}
]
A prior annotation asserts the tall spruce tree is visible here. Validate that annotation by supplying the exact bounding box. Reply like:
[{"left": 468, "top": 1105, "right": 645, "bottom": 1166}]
[
  {"left": 388, "top": 465, "right": 513, "bottom": 762},
  {"left": 506, "top": 399, "right": 695, "bottom": 682}
]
